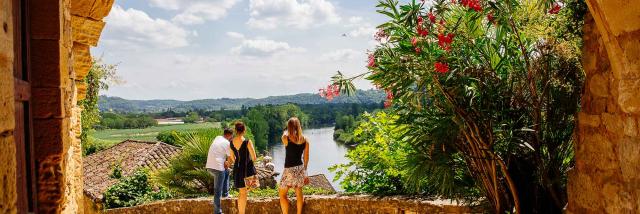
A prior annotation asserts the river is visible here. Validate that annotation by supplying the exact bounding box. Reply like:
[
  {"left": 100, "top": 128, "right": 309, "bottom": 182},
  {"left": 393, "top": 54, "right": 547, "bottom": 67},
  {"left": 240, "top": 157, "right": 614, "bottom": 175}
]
[{"left": 268, "top": 127, "right": 350, "bottom": 191}]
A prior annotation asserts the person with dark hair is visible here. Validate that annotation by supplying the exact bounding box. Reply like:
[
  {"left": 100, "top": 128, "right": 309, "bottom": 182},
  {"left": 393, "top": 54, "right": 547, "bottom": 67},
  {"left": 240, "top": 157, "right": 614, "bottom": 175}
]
[
  {"left": 206, "top": 128, "right": 234, "bottom": 214},
  {"left": 228, "top": 122, "right": 257, "bottom": 214}
]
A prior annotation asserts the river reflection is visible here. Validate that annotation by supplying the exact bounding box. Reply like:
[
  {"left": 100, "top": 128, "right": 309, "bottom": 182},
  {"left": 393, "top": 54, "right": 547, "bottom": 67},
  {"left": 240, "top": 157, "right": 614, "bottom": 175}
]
[{"left": 268, "top": 127, "right": 349, "bottom": 191}]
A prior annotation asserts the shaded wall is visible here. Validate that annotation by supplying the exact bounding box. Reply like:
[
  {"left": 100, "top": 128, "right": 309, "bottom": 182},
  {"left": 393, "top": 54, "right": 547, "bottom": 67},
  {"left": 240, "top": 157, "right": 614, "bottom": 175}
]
[
  {"left": 105, "top": 196, "right": 481, "bottom": 214},
  {"left": 568, "top": 0, "right": 640, "bottom": 213}
]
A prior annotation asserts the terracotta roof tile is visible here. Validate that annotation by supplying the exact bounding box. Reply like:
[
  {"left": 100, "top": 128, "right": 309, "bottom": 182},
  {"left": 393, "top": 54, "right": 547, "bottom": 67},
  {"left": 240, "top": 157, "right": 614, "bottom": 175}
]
[
  {"left": 307, "top": 174, "right": 336, "bottom": 193},
  {"left": 83, "top": 140, "right": 181, "bottom": 202}
]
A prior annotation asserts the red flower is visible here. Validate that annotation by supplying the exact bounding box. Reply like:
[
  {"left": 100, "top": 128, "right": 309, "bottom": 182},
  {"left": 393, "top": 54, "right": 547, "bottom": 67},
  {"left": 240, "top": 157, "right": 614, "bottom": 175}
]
[
  {"left": 384, "top": 100, "right": 392, "bottom": 108},
  {"left": 416, "top": 18, "right": 429, "bottom": 37},
  {"left": 428, "top": 12, "right": 436, "bottom": 23},
  {"left": 438, "top": 33, "right": 454, "bottom": 51},
  {"left": 549, "top": 2, "right": 561, "bottom": 14},
  {"left": 487, "top": 12, "right": 495, "bottom": 23},
  {"left": 411, "top": 37, "right": 418, "bottom": 47},
  {"left": 415, "top": 47, "right": 422, "bottom": 53},
  {"left": 374, "top": 28, "right": 388, "bottom": 42},
  {"left": 367, "top": 54, "right": 376, "bottom": 67},
  {"left": 386, "top": 90, "right": 394, "bottom": 100},
  {"left": 419, "top": 28, "right": 429, "bottom": 37},
  {"left": 461, "top": 0, "right": 482, "bottom": 12},
  {"left": 435, "top": 62, "right": 449, "bottom": 73}
]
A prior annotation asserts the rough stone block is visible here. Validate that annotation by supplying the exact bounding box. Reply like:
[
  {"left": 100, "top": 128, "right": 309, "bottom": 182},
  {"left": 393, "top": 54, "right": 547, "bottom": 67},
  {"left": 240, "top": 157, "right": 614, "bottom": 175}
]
[
  {"left": 567, "top": 171, "right": 602, "bottom": 211},
  {"left": 618, "top": 137, "right": 640, "bottom": 184},
  {"left": 0, "top": 65, "right": 14, "bottom": 133},
  {"left": 0, "top": 135, "right": 17, "bottom": 214},
  {"left": 589, "top": 73, "right": 609, "bottom": 97},
  {"left": 72, "top": 43, "right": 92, "bottom": 80},
  {"left": 31, "top": 87, "right": 64, "bottom": 119},
  {"left": 602, "top": 113, "right": 624, "bottom": 135},
  {"left": 578, "top": 112, "right": 601, "bottom": 128},
  {"left": 89, "top": 0, "right": 116, "bottom": 20},
  {"left": 71, "top": 16, "right": 105, "bottom": 46},
  {"left": 33, "top": 118, "right": 65, "bottom": 156},
  {"left": 624, "top": 117, "right": 639, "bottom": 137},
  {"left": 579, "top": 133, "right": 618, "bottom": 171},
  {"left": 618, "top": 78, "right": 640, "bottom": 115},
  {"left": 30, "top": 39, "right": 62, "bottom": 88},
  {"left": 603, "top": 182, "right": 635, "bottom": 213}
]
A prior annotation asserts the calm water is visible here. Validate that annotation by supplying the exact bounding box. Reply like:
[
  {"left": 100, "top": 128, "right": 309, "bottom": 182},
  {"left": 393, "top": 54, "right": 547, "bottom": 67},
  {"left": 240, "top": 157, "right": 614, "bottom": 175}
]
[{"left": 268, "top": 127, "right": 350, "bottom": 191}]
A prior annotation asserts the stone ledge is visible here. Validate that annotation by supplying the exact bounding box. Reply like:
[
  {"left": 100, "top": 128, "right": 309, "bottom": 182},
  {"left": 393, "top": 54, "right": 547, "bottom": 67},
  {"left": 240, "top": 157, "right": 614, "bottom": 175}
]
[{"left": 105, "top": 195, "right": 482, "bottom": 214}]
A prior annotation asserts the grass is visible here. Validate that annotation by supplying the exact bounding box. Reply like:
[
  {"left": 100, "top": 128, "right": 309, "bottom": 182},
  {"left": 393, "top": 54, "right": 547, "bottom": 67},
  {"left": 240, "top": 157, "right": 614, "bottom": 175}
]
[{"left": 93, "top": 122, "right": 220, "bottom": 144}]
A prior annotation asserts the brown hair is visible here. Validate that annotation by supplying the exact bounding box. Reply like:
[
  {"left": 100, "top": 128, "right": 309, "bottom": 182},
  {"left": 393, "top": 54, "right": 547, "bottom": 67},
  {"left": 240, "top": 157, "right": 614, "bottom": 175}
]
[
  {"left": 235, "top": 121, "right": 246, "bottom": 135},
  {"left": 286, "top": 117, "right": 304, "bottom": 143}
]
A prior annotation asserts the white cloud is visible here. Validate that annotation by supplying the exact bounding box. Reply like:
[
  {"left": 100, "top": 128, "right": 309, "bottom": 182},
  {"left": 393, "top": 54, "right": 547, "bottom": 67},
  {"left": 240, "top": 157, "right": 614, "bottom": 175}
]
[
  {"left": 148, "top": 0, "right": 180, "bottom": 10},
  {"left": 104, "top": 5, "right": 190, "bottom": 48},
  {"left": 247, "top": 0, "right": 341, "bottom": 30},
  {"left": 349, "top": 16, "right": 363, "bottom": 24},
  {"left": 226, "top": 32, "right": 246, "bottom": 40},
  {"left": 348, "top": 25, "right": 376, "bottom": 38},
  {"left": 320, "top": 49, "right": 362, "bottom": 61},
  {"left": 172, "top": 0, "right": 241, "bottom": 25},
  {"left": 231, "top": 38, "right": 305, "bottom": 57}
]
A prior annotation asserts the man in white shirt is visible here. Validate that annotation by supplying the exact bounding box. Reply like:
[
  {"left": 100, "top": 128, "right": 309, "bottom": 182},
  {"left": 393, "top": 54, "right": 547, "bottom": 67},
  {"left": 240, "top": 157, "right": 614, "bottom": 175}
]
[{"left": 206, "top": 128, "right": 233, "bottom": 214}]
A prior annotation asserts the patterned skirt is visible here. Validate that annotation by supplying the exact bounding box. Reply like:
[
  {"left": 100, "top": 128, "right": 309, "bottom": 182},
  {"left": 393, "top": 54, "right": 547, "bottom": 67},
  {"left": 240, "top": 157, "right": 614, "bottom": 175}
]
[{"left": 279, "top": 165, "right": 306, "bottom": 189}]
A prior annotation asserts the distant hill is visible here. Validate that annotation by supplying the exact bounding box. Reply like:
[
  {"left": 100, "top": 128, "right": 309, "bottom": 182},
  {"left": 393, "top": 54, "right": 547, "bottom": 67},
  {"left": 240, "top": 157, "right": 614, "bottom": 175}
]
[{"left": 98, "top": 89, "right": 386, "bottom": 113}]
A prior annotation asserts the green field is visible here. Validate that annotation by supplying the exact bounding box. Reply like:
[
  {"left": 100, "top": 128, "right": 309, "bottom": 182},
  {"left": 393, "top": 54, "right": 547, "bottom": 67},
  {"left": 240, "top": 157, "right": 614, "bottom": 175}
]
[{"left": 93, "top": 122, "right": 220, "bottom": 144}]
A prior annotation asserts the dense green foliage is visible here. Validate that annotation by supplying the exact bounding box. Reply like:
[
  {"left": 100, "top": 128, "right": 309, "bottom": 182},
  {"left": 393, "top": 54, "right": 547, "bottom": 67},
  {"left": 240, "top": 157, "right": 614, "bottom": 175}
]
[
  {"left": 103, "top": 170, "right": 172, "bottom": 209},
  {"left": 332, "top": 114, "right": 359, "bottom": 145},
  {"left": 242, "top": 104, "right": 308, "bottom": 152},
  {"left": 332, "top": 0, "right": 586, "bottom": 212},
  {"left": 98, "top": 112, "right": 157, "bottom": 129},
  {"left": 299, "top": 103, "right": 382, "bottom": 127},
  {"left": 332, "top": 112, "right": 479, "bottom": 198},
  {"left": 80, "top": 60, "right": 119, "bottom": 156},
  {"left": 182, "top": 112, "right": 201, "bottom": 123},
  {"left": 98, "top": 90, "right": 386, "bottom": 113}
]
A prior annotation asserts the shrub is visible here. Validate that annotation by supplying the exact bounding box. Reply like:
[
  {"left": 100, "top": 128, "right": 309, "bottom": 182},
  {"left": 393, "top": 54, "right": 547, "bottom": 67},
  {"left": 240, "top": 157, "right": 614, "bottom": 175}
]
[{"left": 103, "top": 169, "right": 172, "bottom": 209}]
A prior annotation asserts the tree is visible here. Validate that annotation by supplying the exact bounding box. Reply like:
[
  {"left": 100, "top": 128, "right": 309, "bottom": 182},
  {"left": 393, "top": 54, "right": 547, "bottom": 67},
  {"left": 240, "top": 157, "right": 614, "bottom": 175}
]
[
  {"left": 246, "top": 109, "right": 269, "bottom": 151},
  {"left": 183, "top": 111, "right": 200, "bottom": 123},
  {"left": 330, "top": 0, "right": 585, "bottom": 213},
  {"left": 103, "top": 169, "right": 172, "bottom": 209}
]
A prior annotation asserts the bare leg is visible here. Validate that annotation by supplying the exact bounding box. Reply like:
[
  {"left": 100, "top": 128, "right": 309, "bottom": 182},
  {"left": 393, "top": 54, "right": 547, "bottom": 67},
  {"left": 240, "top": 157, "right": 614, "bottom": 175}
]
[
  {"left": 295, "top": 187, "right": 304, "bottom": 214},
  {"left": 279, "top": 187, "right": 290, "bottom": 214},
  {"left": 238, "top": 188, "right": 248, "bottom": 214}
]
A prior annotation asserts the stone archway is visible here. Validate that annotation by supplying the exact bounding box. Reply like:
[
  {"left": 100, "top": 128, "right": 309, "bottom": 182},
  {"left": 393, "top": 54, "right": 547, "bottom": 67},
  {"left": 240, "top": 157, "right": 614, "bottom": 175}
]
[{"left": 568, "top": 0, "right": 640, "bottom": 213}]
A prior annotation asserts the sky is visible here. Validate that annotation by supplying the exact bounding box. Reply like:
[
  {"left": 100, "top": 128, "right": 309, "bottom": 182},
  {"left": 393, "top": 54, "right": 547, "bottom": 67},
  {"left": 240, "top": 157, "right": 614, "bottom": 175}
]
[{"left": 94, "top": 0, "right": 389, "bottom": 101}]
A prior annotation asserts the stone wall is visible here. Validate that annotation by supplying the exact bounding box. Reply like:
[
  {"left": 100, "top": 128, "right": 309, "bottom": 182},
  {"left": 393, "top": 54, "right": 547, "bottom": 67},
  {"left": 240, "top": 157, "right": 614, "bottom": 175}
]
[
  {"left": 0, "top": 0, "right": 17, "bottom": 213},
  {"left": 0, "top": 0, "right": 113, "bottom": 213},
  {"left": 568, "top": 0, "right": 640, "bottom": 213},
  {"left": 105, "top": 196, "right": 481, "bottom": 214}
]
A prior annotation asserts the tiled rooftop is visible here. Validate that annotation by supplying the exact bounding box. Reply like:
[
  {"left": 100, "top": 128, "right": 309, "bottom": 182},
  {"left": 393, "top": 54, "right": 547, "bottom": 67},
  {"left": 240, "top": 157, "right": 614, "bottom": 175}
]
[{"left": 83, "top": 140, "right": 181, "bottom": 202}]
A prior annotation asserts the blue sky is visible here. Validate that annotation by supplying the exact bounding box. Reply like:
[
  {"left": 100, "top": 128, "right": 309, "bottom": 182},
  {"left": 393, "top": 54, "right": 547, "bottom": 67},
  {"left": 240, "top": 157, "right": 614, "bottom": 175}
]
[{"left": 94, "top": 0, "right": 389, "bottom": 100}]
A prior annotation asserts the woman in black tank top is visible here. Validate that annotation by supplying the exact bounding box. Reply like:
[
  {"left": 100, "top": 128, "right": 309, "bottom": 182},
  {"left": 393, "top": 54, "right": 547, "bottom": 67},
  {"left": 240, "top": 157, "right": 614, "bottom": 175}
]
[
  {"left": 228, "top": 122, "right": 256, "bottom": 214},
  {"left": 278, "top": 117, "right": 310, "bottom": 214}
]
